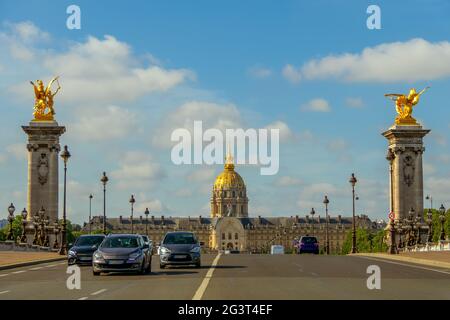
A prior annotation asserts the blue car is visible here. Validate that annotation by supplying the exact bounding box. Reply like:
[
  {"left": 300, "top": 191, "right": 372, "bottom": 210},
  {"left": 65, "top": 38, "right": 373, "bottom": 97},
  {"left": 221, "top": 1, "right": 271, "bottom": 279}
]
[{"left": 297, "top": 236, "right": 319, "bottom": 254}]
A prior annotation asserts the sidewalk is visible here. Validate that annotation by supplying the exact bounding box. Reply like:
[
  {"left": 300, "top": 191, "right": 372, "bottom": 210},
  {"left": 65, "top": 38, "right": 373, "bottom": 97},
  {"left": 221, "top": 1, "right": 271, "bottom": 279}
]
[
  {"left": 353, "top": 251, "right": 450, "bottom": 269},
  {"left": 0, "top": 251, "right": 66, "bottom": 271}
]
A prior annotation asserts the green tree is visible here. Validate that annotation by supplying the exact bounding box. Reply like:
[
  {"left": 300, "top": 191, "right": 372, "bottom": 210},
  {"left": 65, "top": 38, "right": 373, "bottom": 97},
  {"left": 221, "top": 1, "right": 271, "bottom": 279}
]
[
  {"left": 341, "top": 228, "right": 388, "bottom": 254},
  {"left": 423, "top": 208, "right": 450, "bottom": 242},
  {"left": 0, "top": 215, "right": 23, "bottom": 241}
]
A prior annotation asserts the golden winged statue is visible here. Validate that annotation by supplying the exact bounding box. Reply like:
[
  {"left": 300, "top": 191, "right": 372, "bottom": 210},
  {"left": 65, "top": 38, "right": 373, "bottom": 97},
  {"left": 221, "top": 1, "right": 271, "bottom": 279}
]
[
  {"left": 385, "top": 86, "right": 429, "bottom": 125},
  {"left": 30, "top": 76, "right": 61, "bottom": 121}
]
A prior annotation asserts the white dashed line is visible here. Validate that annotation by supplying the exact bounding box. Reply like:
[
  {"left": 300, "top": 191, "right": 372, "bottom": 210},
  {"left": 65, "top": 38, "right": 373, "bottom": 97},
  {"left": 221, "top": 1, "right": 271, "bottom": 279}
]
[
  {"left": 0, "top": 290, "right": 10, "bottom": 295},
  {"left": 45, "top": 264, "right": 57, "bottom": 268},
  {"left": 12, "top": 270, "right": 26, "bottom": 274},
  {"left": 192, "top": 253, "right": 221, "bottom": 300},
  {"left": 78, "top": 296, "right": 89, "bottom": 300},
  {"left": 0, "top": 274, "right": 9, "bottom": 277},
  {"left": 29, "top": 267, "right": 43, "bottom": 271},
  {"left": 91, "top": 289, "right": 107, "bottom": 296}
]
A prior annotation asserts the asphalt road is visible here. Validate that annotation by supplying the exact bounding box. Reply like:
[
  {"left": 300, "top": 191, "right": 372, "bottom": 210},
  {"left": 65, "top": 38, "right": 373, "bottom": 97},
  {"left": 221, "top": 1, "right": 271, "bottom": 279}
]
[{"left": 0, "top": 254, "right": 449, "bottom": 300}]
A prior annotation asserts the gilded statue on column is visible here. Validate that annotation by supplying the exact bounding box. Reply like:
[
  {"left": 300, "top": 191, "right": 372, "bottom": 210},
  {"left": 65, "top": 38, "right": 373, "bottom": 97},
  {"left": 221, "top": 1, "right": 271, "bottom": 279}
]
[
  {"left": 30, "top": 76, "right": 61, "bottom": 121},
  {"left": 385, "top": 87, "right": 429, "bottom": 125}
]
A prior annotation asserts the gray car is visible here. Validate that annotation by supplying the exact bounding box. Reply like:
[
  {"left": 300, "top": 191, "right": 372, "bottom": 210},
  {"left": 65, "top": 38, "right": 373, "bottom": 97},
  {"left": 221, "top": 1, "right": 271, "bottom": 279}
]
[
  {"left": 159, "top": 231, "right": 201, "bottom": 269},
  {"left": 92, "top": 234, "right": 152, "bottom": 275}
]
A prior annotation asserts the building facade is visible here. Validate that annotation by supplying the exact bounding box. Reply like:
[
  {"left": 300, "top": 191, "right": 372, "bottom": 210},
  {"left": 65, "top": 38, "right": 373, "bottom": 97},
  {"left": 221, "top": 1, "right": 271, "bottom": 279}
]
[{"left": 85, "top": 156, "right": 376, "bottom": 254}]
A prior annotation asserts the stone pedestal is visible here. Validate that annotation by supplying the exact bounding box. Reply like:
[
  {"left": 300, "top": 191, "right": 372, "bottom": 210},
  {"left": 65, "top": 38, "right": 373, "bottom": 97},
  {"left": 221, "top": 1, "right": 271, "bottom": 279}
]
[
  {"left": 382, "top": 124, "right": 430, "bottom": 220},
  {"left": 22, "top": 121, "right": 66, "bottom": 223}
]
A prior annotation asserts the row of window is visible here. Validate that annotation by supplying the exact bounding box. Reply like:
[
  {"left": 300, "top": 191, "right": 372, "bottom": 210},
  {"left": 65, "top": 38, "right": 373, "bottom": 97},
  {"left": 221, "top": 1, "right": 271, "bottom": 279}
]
[{"left": 222, "top": 232, "right": 239, "bottom": 240}]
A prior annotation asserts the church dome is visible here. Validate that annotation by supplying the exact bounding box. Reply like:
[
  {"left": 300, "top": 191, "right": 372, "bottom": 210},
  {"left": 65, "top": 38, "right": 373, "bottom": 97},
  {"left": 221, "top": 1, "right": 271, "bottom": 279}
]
[{"left": 213, "top": 154, "right": 246, "bottom": 190}]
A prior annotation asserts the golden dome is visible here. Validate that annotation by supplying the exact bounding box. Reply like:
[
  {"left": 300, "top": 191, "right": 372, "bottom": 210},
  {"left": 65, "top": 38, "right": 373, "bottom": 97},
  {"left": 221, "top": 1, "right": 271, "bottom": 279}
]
[{"left": 213, "top": 152, "right": 246, "bottom": 190}]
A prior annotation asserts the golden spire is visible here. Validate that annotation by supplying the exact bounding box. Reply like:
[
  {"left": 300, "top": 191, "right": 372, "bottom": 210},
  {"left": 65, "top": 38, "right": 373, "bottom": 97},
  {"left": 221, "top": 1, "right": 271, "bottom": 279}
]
[{"left": 224, "top": 143, "right": 234, "bottom": 170}]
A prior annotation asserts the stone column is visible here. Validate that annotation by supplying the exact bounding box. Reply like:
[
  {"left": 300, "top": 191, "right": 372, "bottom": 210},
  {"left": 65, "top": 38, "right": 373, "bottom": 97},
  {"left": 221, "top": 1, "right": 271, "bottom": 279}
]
[
  {"left": 382, "top": 124, "right": 430, "bottom": 221},
  {"left": 22, "top": 121, "right": 66, "bottom": 223}
]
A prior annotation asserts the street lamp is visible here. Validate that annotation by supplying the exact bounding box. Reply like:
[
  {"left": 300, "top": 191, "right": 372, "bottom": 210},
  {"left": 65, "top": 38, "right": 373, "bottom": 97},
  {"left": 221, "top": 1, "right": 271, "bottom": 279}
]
[
  {"left": 439, "top": 204, "right": 446, "bottom": 241},
  {"left": 426, "top": 195, "right": 433, "bottom": 210},
  {"left": 89, "top": 194, "right": 93, "bottom": 234},
  {"left": 144, "top": 207, "right": 150, "bottom": 236},
  {"left": 323, "top": 195, "right": 330, "bottom": 255},
  {"left": 53, "top": 223, "right": 60, "bottom": 249},
  {"left": 349, "top": 173, "right": 357, "bottom": 254},
  {"left": 20, "top": 208, "right": 28, "bottom": 243},
  {"left": 100, "top": 172, "right": 109, "bottom": 234},
  {"left": 6, "top": 203, "right": 15, "bottom": 241},
  {"left": 59, "top": 145, "right": 71, "bottom": 255},
  {"left": 129, "top": 195, "right": 135, "bottom": 234},
  {"left": 310, "top": 208, "right": 315, "bottom": 236},
  {"left": 426, "top": 208, "right": 433, "bottom": 243}
]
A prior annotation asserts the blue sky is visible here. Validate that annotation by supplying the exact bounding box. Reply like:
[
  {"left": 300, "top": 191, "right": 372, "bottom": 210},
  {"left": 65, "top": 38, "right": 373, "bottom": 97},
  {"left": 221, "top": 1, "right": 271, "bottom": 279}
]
[{"left": 1, "top": 0, "right": 450, "bottom": 224}]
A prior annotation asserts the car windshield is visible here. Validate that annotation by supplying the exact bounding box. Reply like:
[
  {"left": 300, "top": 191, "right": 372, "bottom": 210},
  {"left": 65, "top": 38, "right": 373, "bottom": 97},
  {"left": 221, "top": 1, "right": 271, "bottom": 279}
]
[
  {"left": 75, "top": 236, "right": 104, "bottom": 247},
  {"left": 301, "top": 237, "right": 317, "bottom": 244},
  {"left": 163, "top": 233, "right": 196, "bottom": 245},
  {"left": 101, "top": 236, "right": 140, "bottom": 248}
]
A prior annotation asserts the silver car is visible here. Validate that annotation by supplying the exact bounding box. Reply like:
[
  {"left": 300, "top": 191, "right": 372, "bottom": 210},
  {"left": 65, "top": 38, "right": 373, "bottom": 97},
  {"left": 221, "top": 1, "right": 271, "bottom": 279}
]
[
  {"left": 159, "top": 231, "right": 201, "bottom": 269},
  {"left": 92, "top": 234, "right": 152, "bottom": 275}
]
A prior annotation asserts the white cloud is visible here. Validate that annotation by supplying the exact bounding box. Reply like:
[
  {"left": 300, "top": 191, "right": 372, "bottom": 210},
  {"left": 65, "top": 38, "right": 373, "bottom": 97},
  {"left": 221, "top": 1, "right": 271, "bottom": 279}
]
[
  {"left": 248, "top": 66, "right": 272, "bottom": 79},
  {"left": 6, "top": 144, "right": 26, "bottom": 160},
  {"left": 300, "top": 98, "right": 331, "bottom": 112},
  {"left": 69, "top": 105, "right": 137, "bottom": 141},
  {"left": 187, "top": 168, "right": 216, "bottom": 182},
  {"left": 275, "top": 176, "right": 302, "bottom": 187},
  {"left": 174, "top": 188, "right": 193, "bottom": 197},
  {"left": 3, "top": 23, "right": 193, "bottom": 105},
  {"left": 345, "top": 97, "right": 364, "bottom": 108},
  {"left": 288, "top": 38, "right": 450, "bottom": 83},
  {"left": 152, "top": 101, "right": 243, "bottom": 148},
  {"left": 282, "top": 64, "right": 301, "bottom": 83},
  {"left": 264, "top": 120, "right": 294, "bottom": 141},
  {"left": 327, "top": 138, "right": 348, "bottom": 152},
  {"left": 111, "top": 151, "right": 166, "bottom": 190}
]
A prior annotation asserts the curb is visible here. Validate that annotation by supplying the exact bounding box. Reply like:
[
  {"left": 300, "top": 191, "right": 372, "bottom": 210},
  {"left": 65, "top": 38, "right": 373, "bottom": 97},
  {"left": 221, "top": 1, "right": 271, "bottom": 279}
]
[
  {"left": 352, "top": 253, "right": 450, "bottom": 269},
  {"left": 0, "top": 257, "right": 66, "bottom": 271}
]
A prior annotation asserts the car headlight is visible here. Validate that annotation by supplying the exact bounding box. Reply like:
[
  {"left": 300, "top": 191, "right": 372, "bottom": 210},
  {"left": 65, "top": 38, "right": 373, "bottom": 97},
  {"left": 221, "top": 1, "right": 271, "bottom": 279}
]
[
  {"left": 68, "top": 250, "right": 77, "bottom": 257},
  {"left": 93, "top": 252, "right": 104, "bottom": 261},
  {"left": 160, "top": 247, "right": 171, "bottom": 255},
  {"left": 128, "top": 251, "right": 142, "bottom": 261},
  {"left": 190, "top": 246, "right": 201, "bottom": 253}
]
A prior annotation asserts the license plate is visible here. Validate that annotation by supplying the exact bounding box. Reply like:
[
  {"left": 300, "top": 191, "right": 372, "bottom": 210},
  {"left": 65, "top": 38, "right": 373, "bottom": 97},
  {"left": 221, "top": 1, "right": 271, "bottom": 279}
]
[
  {"left": 174, "top": 255, "right": 187, "bottom": 259},
  {"left": 79, "top": 257, "right": 91, "bottom": 261},
  {"left": 108, "top": 260, "right": 124, "bottom": 265}
]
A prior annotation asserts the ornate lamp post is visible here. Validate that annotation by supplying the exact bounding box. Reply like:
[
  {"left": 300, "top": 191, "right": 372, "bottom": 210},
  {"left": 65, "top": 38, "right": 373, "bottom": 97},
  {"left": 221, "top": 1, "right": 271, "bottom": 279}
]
[
  {"left": 388, "top": 214, "right": 397, "bottom": 254},
  {"left": 426, "top": 195, "right": 433, "bottom": 210},
  {"left": 129, "top": 195, "right": 135, "bottom": 234},
  {"left": 144, "top": 207, "right": 150, "bottom": 236},
  {"left": 19, "top": 208, "right": 28, "bottom": 243},
  {"left": 349, "top": 173, "right": 358, "bottom": 254},
  {"left": 439, "top": 204, "right": 446, "bottom": 241},
  {"left": 59, "top": 145, "right": 71, "bottom": 255},
  {"left": 6, "top": 203, "right": 16, "bottom": 241},
  {"left": 100, "top": 172, "right": 109, "bottom": 234},
  {"left": 89, "top": 194, "right": 93, "bottom": 234},
  {"left": 53, "top": 223, "right": 60, "bottom": 249},
  {"left": 310, "top": 208, "right": 315, "bottom": 236},
  {"left": 323, "top": 195, "right": 330, "bottom": 255},
  {"left": 426, "top": 208, "right": 433, "bottom": 243},
  {"left": 406, "top": 208, "right": 416, "bottom": 247}
]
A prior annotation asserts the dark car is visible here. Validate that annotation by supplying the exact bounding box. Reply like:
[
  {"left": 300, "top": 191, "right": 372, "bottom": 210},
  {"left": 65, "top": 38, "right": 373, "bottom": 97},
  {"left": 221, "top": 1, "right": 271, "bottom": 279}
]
[
  {"left": 68, "top": 234, "right": 105, "bottom": 265},
  {"left": 159, "top": 231, "right": 201, "bottom": 269},
  {"left": 297, "top": 236, "right": 319, "bottom": 254},
  {"left": 92, "top": 234, "right": 152, "bottom": 275}
]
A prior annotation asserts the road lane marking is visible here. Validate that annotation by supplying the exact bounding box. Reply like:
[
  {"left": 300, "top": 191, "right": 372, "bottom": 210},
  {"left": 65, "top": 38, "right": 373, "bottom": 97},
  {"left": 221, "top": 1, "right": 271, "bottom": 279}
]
[
  {"left": 356, "top": 256, "right": 450, "bottom": 275},
  {"left": 29, "top": 267, "right": 43, "bottom": 271},
  {"left": 91, "top": 289, "right": 107, "bottom": 296},
  {"left": 0, "top": 274, "right": 9, "bottom": 277},
  {"left": 12, "top": 270, "right": 26, "bottom": 274},
  {"left": 45, "top": 264, "right": 57, "bottom": 268},
  {"left": 78, "top": 296, "right": 88, "bottom": 300},
  {"left": 192, "top": 253, "right": 221, "bottom": 300},
  {"left": 0, "top": 290, "right": 10, "bottom": 295}
]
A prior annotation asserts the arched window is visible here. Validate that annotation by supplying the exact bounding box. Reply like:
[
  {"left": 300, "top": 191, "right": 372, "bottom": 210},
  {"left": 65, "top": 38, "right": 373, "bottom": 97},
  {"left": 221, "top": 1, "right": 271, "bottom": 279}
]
[
  {"left": 222, "top": 233, "right": 225, "bottom": 240},
  {"left": 232, "top": 191, "right": 236, "bottom": 197},
  {"left": 235, "top": 233, "right": 238, "bottom": 240},
  {"left": 228, "top": 233, "right": 232, "bottom": 240}
]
